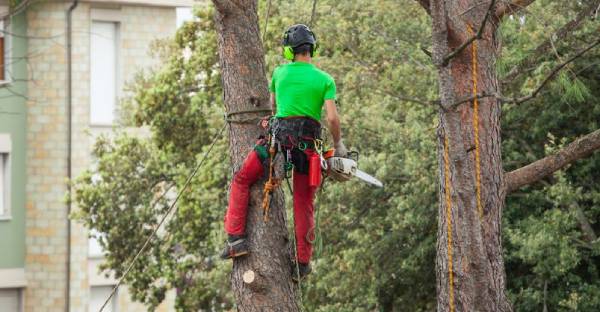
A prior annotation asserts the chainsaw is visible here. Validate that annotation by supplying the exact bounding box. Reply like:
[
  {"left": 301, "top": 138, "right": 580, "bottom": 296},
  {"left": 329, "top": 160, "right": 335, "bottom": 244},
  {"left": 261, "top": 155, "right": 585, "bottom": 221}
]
[{"left": 322, "top": 150, "right": 383, "bottom": 188}]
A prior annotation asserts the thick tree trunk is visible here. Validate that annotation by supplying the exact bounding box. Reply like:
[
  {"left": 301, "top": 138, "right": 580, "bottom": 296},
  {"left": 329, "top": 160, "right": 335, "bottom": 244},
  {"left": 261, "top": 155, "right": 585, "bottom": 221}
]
[
  {"left": 212, "top": 0, "right": 300, "bottom": 310},
  {"left": 431, "top": 0, "right": 512, "bottom": 311}
]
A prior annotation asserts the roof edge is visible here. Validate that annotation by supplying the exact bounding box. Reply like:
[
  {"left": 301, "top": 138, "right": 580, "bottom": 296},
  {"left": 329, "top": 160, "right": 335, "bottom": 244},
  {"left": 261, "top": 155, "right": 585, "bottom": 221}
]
[{"left": 81, "top": 0, "right": 194, "bottom": 8}]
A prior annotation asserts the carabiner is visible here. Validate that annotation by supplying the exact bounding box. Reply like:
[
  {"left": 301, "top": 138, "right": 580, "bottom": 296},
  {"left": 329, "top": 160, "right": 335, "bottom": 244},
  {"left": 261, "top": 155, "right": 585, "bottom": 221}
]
[{"left": 298, "top": 141, "right": 308, "bottom": 151}]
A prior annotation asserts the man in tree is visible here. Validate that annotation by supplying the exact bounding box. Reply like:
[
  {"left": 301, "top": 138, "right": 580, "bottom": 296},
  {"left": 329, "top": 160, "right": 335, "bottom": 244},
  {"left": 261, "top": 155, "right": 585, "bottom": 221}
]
[{"left": 220, "top": 24, "right": 347, "bottom": 281}]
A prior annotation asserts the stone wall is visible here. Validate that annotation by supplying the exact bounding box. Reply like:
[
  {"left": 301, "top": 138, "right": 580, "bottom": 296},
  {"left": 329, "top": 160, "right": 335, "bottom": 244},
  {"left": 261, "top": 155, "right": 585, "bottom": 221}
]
[
  {"left": 26, "top": 3, "right": 70, "bottom": 310},
  {"left": 26, "top": 2, "right": 179, "bottom": 311}
]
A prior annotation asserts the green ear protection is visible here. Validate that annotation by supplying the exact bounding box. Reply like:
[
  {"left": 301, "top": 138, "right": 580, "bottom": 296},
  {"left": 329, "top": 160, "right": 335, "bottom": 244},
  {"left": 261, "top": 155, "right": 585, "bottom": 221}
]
[
  {"left": 283, "top": 45, "right": 295, "bottom": 60},
  {"left": 282, "top": 44, "right": 318, "bottom": 60}
]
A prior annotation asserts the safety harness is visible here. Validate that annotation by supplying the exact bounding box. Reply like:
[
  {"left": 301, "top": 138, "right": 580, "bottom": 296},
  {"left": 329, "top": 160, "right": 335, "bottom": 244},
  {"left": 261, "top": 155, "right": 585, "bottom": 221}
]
[{"left": 261, "top": 116, "right": 324, "bottom": 221}]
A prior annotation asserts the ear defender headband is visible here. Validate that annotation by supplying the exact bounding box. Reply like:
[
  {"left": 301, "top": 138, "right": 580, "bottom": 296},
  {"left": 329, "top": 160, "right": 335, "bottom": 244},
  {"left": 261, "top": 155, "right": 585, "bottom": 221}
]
[
  {"left": 282, "top": 25, "right": 318, "bottom": 61},
  {"left": 310, "top": 32, "right": 318, "bottom": 57},
  {"left": 282, "top": 32, "right": 295, "bottom": 60}
]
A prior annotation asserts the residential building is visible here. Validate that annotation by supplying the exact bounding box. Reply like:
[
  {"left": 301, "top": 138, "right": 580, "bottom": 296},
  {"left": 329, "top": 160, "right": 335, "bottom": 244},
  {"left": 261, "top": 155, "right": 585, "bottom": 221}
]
[
  {"left": 0, "top": 0, "right": 194, "bottom": 311},
  {"left": 0, "top": 4, "right": 29, "bottom": 311}
]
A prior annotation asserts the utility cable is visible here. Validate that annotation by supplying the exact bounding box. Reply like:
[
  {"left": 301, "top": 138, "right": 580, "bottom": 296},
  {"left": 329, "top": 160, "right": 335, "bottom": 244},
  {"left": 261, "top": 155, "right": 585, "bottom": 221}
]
[{"left": 98, "top": 124, "right": 226, "bottom": 312}]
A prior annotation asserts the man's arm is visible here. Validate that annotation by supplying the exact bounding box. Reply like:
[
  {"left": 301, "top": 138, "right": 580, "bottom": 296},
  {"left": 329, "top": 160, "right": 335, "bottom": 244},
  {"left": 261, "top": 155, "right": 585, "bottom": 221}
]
[
  {"left": 325, "top": 99, "right": 341, "bottom": 143},
  {"left": 270, "top": 93, "right": 276, "bottom": 114},
  {"left": 325, "top": 99, "right": 347, "bottom": 156}
]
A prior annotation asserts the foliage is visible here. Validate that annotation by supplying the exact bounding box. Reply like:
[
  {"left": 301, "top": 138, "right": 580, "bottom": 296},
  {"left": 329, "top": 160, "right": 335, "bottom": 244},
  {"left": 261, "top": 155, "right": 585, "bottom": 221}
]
[
  {"left": 499, "top": 2, "right": 600, "bottom": 309},
  {"left": 73, "top": 0, "right": 600, "bottom": 311}
]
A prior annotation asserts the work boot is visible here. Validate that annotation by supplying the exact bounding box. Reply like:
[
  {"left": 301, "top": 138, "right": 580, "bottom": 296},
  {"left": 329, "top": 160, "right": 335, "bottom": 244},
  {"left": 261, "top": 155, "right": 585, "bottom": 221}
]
[
  {"left": 219, "top": 235, "right": 249, "bottom": 260},
  {"left": 291, "top": 262, "right": 311, "bottom": 282}
]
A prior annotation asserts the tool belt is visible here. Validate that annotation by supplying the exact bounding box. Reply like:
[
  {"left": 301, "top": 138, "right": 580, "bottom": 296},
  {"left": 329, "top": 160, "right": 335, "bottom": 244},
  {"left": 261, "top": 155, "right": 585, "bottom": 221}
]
[
  {"left": 270, "top": 117, "right": 321, "bottom": 174},
  {"left": 271, "top": 117, "right": 321, "bottom": 146}
]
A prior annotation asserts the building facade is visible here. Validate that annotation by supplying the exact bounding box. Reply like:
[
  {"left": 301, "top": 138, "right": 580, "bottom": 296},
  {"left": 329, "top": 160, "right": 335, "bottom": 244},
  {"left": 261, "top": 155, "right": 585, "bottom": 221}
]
[
  {"left": 0, "top": 0, "right": 193, "bottom": 311},
  {"left": 0, "top": 3, "right": 29, "bottom": 311}
]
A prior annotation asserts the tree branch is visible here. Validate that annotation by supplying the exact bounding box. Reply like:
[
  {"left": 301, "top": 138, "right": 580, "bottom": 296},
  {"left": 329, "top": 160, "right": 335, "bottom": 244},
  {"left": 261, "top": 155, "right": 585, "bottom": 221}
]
[
  {"left": 495, "top": 0, "right": 536, "bottom": 19},
  {"left": 414, "top": 0, "right": 431, "bottom": 15},
  {"left": 502, "top": 0, "right": 600, "bottom": 81},
  {"left": 372, "top": 88, "right": 436, "bottom": 107},
  {"left": 505, "top": 128, "right": 600, "bottom": 192},
  {"left": 445, "top": 92, "right": 499, "bottom": 109},
  {"left": 571, "top": 202, "right": 597, "bottom": 243},
  {"left": 421, "top": 46, "right": 432, "bottom": 57},
  {"left": 502, "top": 38, "right": 600, "bottom": 105},
  {"left": 441, "top": 0, "right": 496, "bottom": 66}
]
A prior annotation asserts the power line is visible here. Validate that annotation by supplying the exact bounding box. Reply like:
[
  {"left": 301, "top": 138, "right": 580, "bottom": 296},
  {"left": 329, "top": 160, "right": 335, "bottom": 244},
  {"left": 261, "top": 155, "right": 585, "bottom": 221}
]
[{"left": 98, "top": 123, "right": 226, "bottom": 312}]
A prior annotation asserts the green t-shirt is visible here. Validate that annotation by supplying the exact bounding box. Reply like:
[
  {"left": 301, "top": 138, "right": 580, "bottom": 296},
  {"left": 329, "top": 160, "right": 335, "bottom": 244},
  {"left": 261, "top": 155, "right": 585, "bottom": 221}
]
[{"left": 269, "top": 62, "right": 336, "bottom": 121}]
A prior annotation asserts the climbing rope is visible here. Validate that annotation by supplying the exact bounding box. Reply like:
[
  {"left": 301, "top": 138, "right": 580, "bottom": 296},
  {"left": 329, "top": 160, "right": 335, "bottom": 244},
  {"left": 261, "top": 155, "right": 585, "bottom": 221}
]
[
  {"left": 284, "top": 174, "right": 305, "bottom": 309},
  {"left": 467, "top": 24, "right": 484, "bottom": 220},
  {"left": 262, "top": 133, "right": 281, "bottom": 221},
  {"left": 98, "top": 124, "right": 226, "bottom": 312},
  {"left": 443, "top": 134, "right": 455, "bottom": 312},
  {"left": 225, "top": 108, "right": 273, "bottom": 124}
]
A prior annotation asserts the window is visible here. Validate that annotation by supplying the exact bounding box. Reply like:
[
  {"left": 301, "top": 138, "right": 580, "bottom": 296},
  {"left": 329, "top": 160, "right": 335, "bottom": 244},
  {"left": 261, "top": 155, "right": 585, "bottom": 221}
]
[
  {"left": 0, "top": 20, "right": 6, "bottom": 81},
  {"left": 0, "top": 288, "right": 23, "bottom": 312},
  {"left": 0, "top": 153, "right": 6, "bottom": 217},
  {"left": 89, "top": 285, "right": 117, "bottom": 312},
  {"left": 0, "top": 134, "right": 10, "bottom": 220},
  {"left": 90, "top": 21, "right": 118, "bottom": 125},
  {"left": 88, "top": 229, "right": 105, "bottom": 258},
  {"left": 0, "top": 6, "right": 10, "bottom": 82}
]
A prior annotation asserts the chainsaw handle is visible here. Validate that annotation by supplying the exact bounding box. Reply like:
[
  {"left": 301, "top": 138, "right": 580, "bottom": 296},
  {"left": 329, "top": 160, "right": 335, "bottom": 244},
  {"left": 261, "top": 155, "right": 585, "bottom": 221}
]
[
  {"left": 324, "top": 149, "right": 358, "bottom": 161},
  {"left": 348, "top": 150, "right": 359, "bottom": 161}
]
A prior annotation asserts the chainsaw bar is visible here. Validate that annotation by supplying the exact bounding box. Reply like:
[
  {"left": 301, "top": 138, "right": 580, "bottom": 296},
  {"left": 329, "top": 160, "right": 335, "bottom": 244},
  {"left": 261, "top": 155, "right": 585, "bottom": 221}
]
[{"left": 354, "top": 169, "right": 383, "bottom": 188}]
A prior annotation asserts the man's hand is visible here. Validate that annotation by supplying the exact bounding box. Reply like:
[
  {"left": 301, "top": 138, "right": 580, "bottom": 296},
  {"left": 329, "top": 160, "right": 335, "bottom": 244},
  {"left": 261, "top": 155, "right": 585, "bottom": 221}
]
[{"left": 334, "top": 140, "right": 348, "bottom": 157}]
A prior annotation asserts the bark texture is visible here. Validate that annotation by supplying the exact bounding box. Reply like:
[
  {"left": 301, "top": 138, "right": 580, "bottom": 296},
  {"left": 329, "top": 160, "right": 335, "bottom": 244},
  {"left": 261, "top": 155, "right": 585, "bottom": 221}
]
[
  {"left": 431, "top": 0, "right": 511, "bottom": 311},
  {"left": 212, "top": 1, "right": 299, "bottom": 310}
]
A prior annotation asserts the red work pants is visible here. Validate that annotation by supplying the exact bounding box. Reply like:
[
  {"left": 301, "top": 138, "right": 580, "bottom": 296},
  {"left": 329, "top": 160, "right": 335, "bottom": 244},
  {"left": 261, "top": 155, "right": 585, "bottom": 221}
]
[{"left": 224, "top": 149, "right": 318, "bottom": 264}]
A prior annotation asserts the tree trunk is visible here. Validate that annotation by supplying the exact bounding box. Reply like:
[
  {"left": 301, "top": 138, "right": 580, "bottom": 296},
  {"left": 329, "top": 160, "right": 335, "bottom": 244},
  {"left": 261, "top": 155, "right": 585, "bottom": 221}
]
[
  {"left": 431, "top": 0, "right": 512, "bottom": 311},
  {"left": 212, "top": 0, "right": 300, "bottom": 310}
]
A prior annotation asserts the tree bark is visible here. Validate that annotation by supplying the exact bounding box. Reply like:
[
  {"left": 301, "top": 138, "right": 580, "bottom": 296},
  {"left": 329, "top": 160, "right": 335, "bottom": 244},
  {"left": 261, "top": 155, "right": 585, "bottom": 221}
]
[
  {"left": 212, "top": 1, "right": 300, "bottom": 310},
  {"left": 431, "top": 0, "right": 511, "bottom": 311}
]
